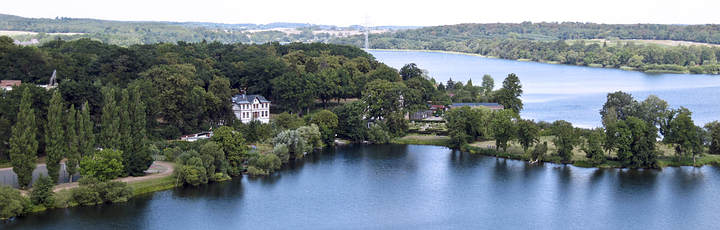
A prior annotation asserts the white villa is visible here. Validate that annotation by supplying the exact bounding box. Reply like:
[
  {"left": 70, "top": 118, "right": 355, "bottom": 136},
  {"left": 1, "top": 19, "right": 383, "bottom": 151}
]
[{"left": 232, "top": 94, "right": 271, "bottom": 124}]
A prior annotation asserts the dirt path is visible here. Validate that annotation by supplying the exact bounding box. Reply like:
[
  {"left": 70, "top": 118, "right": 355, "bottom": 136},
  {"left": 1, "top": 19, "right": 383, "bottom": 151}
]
[{"left": 52, "top": 161, "right": 175, "bottom": 193}]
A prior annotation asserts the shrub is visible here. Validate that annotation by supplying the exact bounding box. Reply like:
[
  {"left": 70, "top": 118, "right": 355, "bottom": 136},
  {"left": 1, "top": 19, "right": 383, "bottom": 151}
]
[
  {"left": 178, "top": 164, "right": 208, "bottom": 186},
  {"left": 249, "top": 154, "right": 282, "bottom": 174},
  {"left": 367, "top": 124, "right": 391, "bottom": 144},
  {"left": 71, "top": 178, "right": 133, "bottom": 206},
  {"left": 273, "top": 144, "right": 290, "bottom": 163},
  {"left": 80, "top": 149, "right": 125, "bottom": 181},
  {"left": 246, "top": 166, "right": 268, "bottom": 176},
  {"left": 163, "top": 147, "right": 183, "bottom": 161},
  {"left": 30, "top": 176, "right": 55, "bottom": 208},
  {"left": 71, "top": 186, "right": 102, "bottom": 206},
  {"left": 98, "top": 181, "right": 133, "bottom": 203},
  {"left": 0, "top": 186, "right": 31, "bottom": 219}
]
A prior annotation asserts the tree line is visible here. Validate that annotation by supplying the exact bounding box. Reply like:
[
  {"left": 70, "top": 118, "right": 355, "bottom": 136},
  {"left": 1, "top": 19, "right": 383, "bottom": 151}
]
[
  {"left": 333, "top": 23, "right": 720, "bottom": 74},
  {"left": 0, "top": 37, "right": 397, "bottom": 139},
  {"left": 444, "top": 86, "right": 720, "bottom": 168},
  {"left": 5, "top": 86, "right": 152, "bottom": 189}
]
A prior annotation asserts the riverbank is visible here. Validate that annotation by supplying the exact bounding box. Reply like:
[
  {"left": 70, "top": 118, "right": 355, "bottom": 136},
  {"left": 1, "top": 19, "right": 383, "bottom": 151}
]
[
  {"left": 369, "top": 49, "right": 704, "bottom": 75},
  {"left": 389, "top": 134, "right": 720, "bottom": 168},
  {"left": 13, "top": 161, "right": 180, "bottom": 216}
]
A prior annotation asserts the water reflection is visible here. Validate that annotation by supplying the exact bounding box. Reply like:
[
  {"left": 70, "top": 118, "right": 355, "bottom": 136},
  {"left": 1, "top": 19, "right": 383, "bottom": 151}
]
[{"left": 5, "top": 144, "right": 720, "bottom": 230}]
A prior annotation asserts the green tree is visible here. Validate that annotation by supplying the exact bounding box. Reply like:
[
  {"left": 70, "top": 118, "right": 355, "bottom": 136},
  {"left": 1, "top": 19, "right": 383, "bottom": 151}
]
[
  {"left": 491, "top": 109, "right": 518, "bottom": 152},
  {"left": 309, "top": 110, "right": 339, "bottom": 145},
  {"left": 665, "top": 108, "right": 703, "bottom": 164},
  {"left": 46, "top": 90, "right": 66, "bottom": 183},
  {"left": 211, "top": 126, "right": 247, "bottom": 176},
  {"left": 400, "top": 63, "right": 424, "bottom": 80},
  {"left": 9, "top": 88, "right": 38, "bottom": 189},
  {"left": 705, "top": 121, "right": 720, "bottom": 155},
  {"left": 552, "top": 120, "right": 579, "bottom": 162},
  {"left": 177, "top": 157, "right": 208, "bottom": 186},
  {"left": 481, "top": 74, "right": 494, "bottom": 97},
  {"left": 0, "top": 185, "right": 31, "bottom": 219},
  {"left": 445, "top": 107, "right": 490, "bottom": 148},
  {"left": 65, "top": 104, "right": 80, "bottom": 182},
  {"left": 100, "top": 87, "right": 120, "bottom": 149},
  {"left": 78, "top": 101, "right": 95, "bottom": 156},
  {"left": 199, "top": 141, "right": 227, "bottom": 179},
  {"left": 272, "top": 112, "right": 305, "bottom": 131},
  {"left": 118, "top": 89, "right": 132, "bottom": 163},
  {"left": 362, "top": 79, "right": 407, "bottom": 120},
  {"left": 80, "top": 149, "right": 124, "bottom": 181},
  {"left": 496, "top": 73, "right": 523, "bottom": 113},
  {"left": 625, "top": 117, "right": 659, "bottom": 168},
  {"left": 531, "top": 142, "right": 548, "bottom": 162},
  {"left": 30, "top": 175, "right": 55, "bottom": 208},
  {"left": 125, "top": 89, "right": 152, "bottom": 176},
  {"left": 517, "top": 119, "right": 540, "bottom": 152},
  {"left": 332, "top": 101, "right": 367, "bottom": 142},
  {"left": 248, "top": 153, "right": 282, "bottom": 175},
  {"left": 297, "top": 124, "right": 323, "bottom": 150},
  {"left": 273, "top": 129, "right": 308, "bottom": 160},
  {"left": 271, "top": 71, "right": 317, "bottom": 114},
  {"left": 582, "top": 129, "right": 605, "bottom": 164},
  {"left": 600, "top": 91, "right": 638, "bottom": 126}
]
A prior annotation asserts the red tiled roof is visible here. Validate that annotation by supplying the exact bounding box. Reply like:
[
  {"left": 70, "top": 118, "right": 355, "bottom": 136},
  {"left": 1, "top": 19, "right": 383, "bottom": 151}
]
[{"left": 0, "top": 80, "right": 21, "bottom": 87}]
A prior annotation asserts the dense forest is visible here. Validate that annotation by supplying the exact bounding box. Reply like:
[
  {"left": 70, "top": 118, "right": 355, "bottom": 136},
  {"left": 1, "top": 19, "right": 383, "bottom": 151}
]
[
  {"left": 332, "top": 22, "right": 720, "bottom": 74},
  {"left": 0, "top": 36, "right": 417, "bottom": 140}
]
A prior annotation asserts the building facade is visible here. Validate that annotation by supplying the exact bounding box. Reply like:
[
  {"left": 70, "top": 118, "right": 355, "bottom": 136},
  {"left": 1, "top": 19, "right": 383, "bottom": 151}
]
[{"left": 232, "top": 94, "right": 271, "bottom": 124}]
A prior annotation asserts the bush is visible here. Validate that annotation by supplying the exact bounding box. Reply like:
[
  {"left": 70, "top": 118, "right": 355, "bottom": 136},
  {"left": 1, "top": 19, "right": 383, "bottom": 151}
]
[
  {"left": 249, "top": 154, "right": 282, "bottom": 174},
  {"left": 246, "top": 166, "right": 268, "bottom": 176},
  {"left": 71, "top": 186, "right": 102, "bottom": 206},
  {"left": 30, "top": 176, "right": 55, "bottom": 208},
  {"left": 0, "top": 186, "right": 31, "bottom": 219},
  {"left": 178, "top": 164, "right": 208, "bottom": 186},
  {"left": 80, "top": 149, "right": 125, "bottom": 181},
  {"left": 273, "top": 144, "right": 290, "bottom": 163},
  {"left": 367, "top": 124, "right": 391, "bottom": 144},
  {"left": 163, "top": 147, "right": 183, "bottom": 161},
  {"left": 98, "top": 181, "right": 133, "bottom": 203},
  {"left": 71, "top": 178, "right": 133, "bottom": 206}
]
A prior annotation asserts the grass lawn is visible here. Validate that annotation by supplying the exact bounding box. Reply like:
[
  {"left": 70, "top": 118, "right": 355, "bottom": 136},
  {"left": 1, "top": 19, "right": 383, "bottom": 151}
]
[{"left": 392, "top": 135, "right": 451, "bottom": 146}]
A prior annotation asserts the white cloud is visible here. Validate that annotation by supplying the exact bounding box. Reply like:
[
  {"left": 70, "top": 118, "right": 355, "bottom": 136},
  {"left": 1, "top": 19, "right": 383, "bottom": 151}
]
[{"left": 2, "top": 0, "right": 718, "bottom": 26}]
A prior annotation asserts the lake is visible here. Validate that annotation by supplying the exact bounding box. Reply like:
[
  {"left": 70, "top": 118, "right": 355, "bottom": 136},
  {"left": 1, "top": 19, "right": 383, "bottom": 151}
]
[
  {"left": 4, "top": 144, "right": 720, "bottom": 229},
  {"left": 369, "top": 50, "right": 720, "bottom": 128}
]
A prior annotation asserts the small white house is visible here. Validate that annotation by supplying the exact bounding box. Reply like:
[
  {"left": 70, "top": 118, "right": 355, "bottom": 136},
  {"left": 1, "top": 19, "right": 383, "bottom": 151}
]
[{"left": 232, "top": 94, "right": 270, "bottom": 124}]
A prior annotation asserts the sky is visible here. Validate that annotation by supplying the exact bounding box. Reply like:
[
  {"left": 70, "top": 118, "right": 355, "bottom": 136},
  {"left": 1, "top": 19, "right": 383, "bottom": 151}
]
[{"left": 2, "top": 0, "right": 719, "bottom": 26}]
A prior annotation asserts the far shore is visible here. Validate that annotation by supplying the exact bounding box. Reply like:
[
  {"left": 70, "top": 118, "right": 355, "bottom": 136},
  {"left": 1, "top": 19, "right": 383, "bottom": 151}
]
[{"left": 367, "top": 48, "right": 698, "bottom": 75}]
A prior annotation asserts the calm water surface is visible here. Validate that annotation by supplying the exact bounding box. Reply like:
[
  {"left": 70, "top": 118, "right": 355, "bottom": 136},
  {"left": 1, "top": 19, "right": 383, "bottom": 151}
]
[
  {"left": 369, "top": 50, "right": 720, "bottom": 127},
  {"left": 4, "top": 145, "right": 720, "bottom": 229}
]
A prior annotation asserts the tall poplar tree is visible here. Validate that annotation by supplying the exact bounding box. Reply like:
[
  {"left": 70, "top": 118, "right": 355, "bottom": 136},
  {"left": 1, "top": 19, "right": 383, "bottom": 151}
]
[
  {"left": 10, "top": 88, "right": 38, "bottom": 188},
  {"left": 78, "top": 101, "right": 95, "bottom": 156},
  {"left": 101, "top": 87, "right": 120, "bottom": 149},
  {"left": 119, "top": 89, "right": 132, "bottom": 166},
  {"left": 126, "top": 89, "right": 152, "bottom": 176},
  {"left": 65, "top": 104, "right": 80, "bottom": 182},
  {"left": 46, "top": 90, "right": 65, "bottom": 183}
]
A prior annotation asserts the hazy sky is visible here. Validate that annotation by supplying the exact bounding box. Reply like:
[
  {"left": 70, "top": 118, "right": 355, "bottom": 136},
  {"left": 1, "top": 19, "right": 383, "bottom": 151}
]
[{"left": 2, "top": 0, "right": 719, "bottom": 26}]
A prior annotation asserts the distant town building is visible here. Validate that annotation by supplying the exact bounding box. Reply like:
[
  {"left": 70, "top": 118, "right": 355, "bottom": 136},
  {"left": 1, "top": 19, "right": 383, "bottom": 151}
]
[
  {"left": 0, "top": 80, "right": 21, "bottom": 91},
  {"left": 180, "top": 131, "right": 213, "bottom": 142},
  {"left": 232, "top": 94, "right": 271, "bottom": 124},
  {"left": 450, "top": 103, "right": 504, "bottom": 110},
  {"left": 13, "top": 39, "right": 39, "bottom": 46}
]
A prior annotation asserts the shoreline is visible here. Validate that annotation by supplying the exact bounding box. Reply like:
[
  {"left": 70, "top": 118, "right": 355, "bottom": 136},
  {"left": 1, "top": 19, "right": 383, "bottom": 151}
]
[
  {"left": 368, "top": 48, "right": 707, "bottom": 75},
  {"left": 390, "top": 134, "right": 720, "bottom": 169},
  {"left": 10, "top": 139, "right": 720, "bottom": 218}
]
